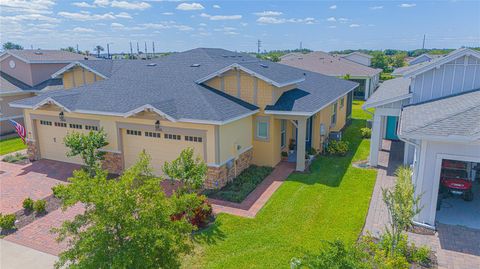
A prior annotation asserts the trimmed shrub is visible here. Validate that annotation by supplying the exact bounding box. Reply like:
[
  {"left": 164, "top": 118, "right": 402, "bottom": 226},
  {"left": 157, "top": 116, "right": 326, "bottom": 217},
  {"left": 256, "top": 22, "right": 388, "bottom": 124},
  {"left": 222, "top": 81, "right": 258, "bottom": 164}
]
[
  {"left": 33, "top": 199, "right": 47, "bottom": 214},
  {"left": 0, "top": 213, "right": 16, "bottom": 230},
  {"left": 327, "top": 140, "right": 350, "bottom": 156},
  {"left": 171, "top": 195, "right": 213, "bottom": 229},
  {"left": 23, "top": 197, "right": 34, "bottom": 211},
  {"left": 2, "top": 152, "right": 27, "bottom": 163},
  {"left": 360, "top": 127, "right": 372, "bottom": 138}
]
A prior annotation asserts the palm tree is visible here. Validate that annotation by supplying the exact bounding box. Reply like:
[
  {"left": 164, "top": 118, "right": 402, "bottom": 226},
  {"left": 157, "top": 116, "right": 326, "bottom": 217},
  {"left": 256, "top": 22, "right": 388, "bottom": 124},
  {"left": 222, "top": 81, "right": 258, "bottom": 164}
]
[
  {"left": 94, "top": 45, "right": 104, "bottom": 58},
  {"left": 61, "top": 46, "right": 76, "bottom": 53}
]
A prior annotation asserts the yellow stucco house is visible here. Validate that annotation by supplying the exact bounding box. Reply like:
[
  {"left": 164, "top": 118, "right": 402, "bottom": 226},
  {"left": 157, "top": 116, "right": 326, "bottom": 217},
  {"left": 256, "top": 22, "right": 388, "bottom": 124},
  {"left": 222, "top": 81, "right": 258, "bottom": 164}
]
[{"left": 10, "top": 48, "right": 357, "bottom": 189}]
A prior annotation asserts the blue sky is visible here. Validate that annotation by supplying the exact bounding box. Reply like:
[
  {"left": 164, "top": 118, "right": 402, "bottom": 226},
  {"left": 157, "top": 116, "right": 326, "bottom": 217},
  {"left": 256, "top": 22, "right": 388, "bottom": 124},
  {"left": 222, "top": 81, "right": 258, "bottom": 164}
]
[{"left": 1, "top": 0, "right": 479, "bottom": 53}]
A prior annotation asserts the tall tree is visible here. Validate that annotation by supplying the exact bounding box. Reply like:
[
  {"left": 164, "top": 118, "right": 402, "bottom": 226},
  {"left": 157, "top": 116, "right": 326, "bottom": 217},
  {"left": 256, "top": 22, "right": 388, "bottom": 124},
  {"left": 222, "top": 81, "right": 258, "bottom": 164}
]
[
  {"left": 53, "top": 152, "right": 196, "bottom": 269},
  {"left": 94, "top": 45, "right": 104, "bottom": 57},
  {"left": 371, "top": 51, "right": 389, "bottom": 71},
  {"left": 64, "top": 129, "right": 108, "bottom": 176},
  {"left": 61, "top": 46, "right": 76, "bottom": 53},
  {"left": 392, "top": 53, "right": 407, "bottom": 68},
  {"left": 2, "top": 42, "right": 23, "bottom": 50}
]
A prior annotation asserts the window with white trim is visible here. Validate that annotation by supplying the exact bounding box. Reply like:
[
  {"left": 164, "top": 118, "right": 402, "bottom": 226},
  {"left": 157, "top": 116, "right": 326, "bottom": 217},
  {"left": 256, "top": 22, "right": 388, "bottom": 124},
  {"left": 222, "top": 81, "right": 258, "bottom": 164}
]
[
  {"left": 85, "top": 125, "right": 98, "bottom": 131},
  {"left": 331, "top": 102, "right": 338, "bottom": 125},
  {"left": 280, "top": 120, "right": 286, "bottom": 148},
  {"left": 145, "top": 131, "right": 161, "bottom": 138},
  {"left": 185, "top": 136, "right": 203, "bottom": 143},
  {"left": 126, "top": 129, "right": 141, "bottom": 136},
  {"left": 54, "top": 122, "right": 66, "bottom": 127},
  {"left": 164, "top": 133, "right": 181, "bottom": 140},
  {"left": 255, "top": 117, "right": 269, "bottom": 140},
  {"left": 69, "top": 123, "right": 82, "bottom": 129},
  {"left": 40, "top": 120, "right": 52, "bottom": 126}
]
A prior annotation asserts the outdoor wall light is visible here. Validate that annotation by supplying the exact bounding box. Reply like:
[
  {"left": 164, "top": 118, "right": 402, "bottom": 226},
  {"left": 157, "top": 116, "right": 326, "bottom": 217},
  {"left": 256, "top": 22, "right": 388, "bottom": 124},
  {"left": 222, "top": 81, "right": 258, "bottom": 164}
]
[
  {"left": 59, "top": 111, "right": 65, "bottom": 122},
  {"left": 155, "top": 120, "right": 161, "bottom": 131}
]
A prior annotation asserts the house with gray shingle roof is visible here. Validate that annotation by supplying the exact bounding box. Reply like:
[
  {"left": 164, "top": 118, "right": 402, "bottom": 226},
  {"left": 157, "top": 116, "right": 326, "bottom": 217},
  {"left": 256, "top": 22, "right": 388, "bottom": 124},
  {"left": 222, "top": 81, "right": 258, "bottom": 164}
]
[
  {"left": 363, "top": 48, "right": 480, "bottom": 230},
  {"left": 10, "top": 48, "right": 357, "bottom": 189},
  {"left": 280, "top": 51, "right": 381, "bottom": 100},
  {"left": 0, "top": 49, "right": 96, "bottom": 136}
]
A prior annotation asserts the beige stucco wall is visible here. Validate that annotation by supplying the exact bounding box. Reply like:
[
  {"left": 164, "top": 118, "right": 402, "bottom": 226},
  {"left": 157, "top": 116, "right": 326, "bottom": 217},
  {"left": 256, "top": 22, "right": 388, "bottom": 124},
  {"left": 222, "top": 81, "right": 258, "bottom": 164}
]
[
  {"left": 63, "top": 66, "right": 102, "bottom": 89},
  {"left": 218, "top": 116, "right": 253, "bottom": 164}
]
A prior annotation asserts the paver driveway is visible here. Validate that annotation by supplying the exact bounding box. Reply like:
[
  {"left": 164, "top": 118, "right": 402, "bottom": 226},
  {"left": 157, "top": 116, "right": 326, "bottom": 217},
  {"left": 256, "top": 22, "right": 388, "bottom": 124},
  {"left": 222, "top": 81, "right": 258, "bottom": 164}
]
[{"left": 0, "top": 160, "right": 80, "bottom": 214}]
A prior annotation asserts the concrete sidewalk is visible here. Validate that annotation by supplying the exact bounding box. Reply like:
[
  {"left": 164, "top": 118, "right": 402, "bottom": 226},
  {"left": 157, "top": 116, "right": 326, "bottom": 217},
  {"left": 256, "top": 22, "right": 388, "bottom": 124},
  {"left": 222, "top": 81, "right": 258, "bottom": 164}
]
[{"left": 0, "top": 239, "right": 57, "bottom": 269}]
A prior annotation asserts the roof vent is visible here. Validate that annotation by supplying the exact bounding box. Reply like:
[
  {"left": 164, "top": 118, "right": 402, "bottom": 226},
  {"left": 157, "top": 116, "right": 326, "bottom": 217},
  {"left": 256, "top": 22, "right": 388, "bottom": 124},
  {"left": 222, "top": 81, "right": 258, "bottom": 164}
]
[
  {"left": 260, "top": 63, "right": 268, "bottom": 68},
  {"left": 34, "top": 51, "right": 43, "bottom": 55},
  {"left": 147, "top": 63, "right": 157, "bottom": 67},
  {"left": 190, "top": 63, "right": 201, "bottom": 67}
]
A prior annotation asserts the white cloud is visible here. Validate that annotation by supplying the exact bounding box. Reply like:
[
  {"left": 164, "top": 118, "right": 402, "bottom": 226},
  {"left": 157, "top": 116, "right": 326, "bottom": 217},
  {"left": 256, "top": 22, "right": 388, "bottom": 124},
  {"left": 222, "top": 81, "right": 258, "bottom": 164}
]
[
  {"left": 72, "top": 27, "right": 95, "bottom": 32},
  {"left": 200, "top": 13, "right": 241, "bottom": 20},
  {"left": 0, "top": 0, "right": 56, "bottom": 14},
  {"left": 399, "top": 3, "right": 416, "bottom": 8},
  {"left": 338, "top": 17, "right": 349, "bottom": 23},
  {"left": 72, "top": 2, "right": 97, "bottom": 8},
  {"left": 111, "top": 1, "right": 151, "bottom": 10},
  {"left": 1, "top": 13, "right": 60, "bottom": 22},
  {"left": 327, "top": 17, "right": 336, "bottom": 22},
  {"left": 329, "top": 5, "right": 337, "bottom": 9},
  {"left": 58, "top": 11, "right": 133, "bottom": 20},
  {"left": 256, "top": 16, "right": 284, "bottom": 24},
  {"left": 349, "top": 23, "right": 360, "bottom": 27},
  {"left": 93, "top": 0, "right": 110, "bottom": 7},
  {"left": 369, "top": 5, "right": 383, "bottom": 10},
  {"left": 253, "top": 11, "right": 283, "bottom": 16},
  {"left": 176, "top": 2, "right": 204, "bottom": 11},
  {"left": 214, "top": 27, "right": 238, "bottom": 35},
  {"left": 240, "top": 22, "right": 248, "bottom": 27},
  {"left": 198, "top": 22, "right": 207, "bottom": 26},
  {"left": 162, "top": 12, "right": 174, "bottom": 15},
  {"left": 111, "top": 22, "right": 124, "bottom": 28},
  {"left": 213, "top": 4, "right": 220, "bottom": 8}
]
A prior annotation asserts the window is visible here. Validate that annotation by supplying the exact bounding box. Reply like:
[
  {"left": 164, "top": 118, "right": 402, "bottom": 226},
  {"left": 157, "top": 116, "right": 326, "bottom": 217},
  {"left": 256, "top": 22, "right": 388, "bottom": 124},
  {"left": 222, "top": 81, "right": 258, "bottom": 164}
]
[
  {"left": 280, "top": 120, "right": 286, "bottom": 148},
  {"left": 126, "top": 129, "right": 141, "bottom": 136},
  {"left": 145, "top": 131, "right": 161, "bottom": 138},
  {"left": 40, "top": 120, "right": 52, "bottom": 126},
  {"left": 85, "top": 125, "right": 98, "bottom": 131},
  {"left": 185, "top": 136, "right": 203, "bottom": 143},
  {"left": 164, "top": 133, "right": 181, "bottom": 140},
  {"left": 331, "top": 102, "right": 338, "bottom": 125},
  {"left": 69, "top": 123, "right": 82, "bottom": 129},
  {"left": 340, "top": 97, "right": 344, "bottom": 109},
  {"left": 54, "top": 122, "right": 67, "bottom": 128},
  {"left": 255, "top": 117, "right": 269, "bottom": 140}
]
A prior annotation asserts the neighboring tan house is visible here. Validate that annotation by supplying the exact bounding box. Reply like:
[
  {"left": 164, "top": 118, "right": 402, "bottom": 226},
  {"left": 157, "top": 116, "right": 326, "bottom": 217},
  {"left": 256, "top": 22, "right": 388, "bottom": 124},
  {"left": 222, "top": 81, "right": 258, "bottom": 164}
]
[
  {"left": 0, "top": 50, "right": 93, "bottom": 136},
  {"left": 338, "top": 51, "right": 373, "bottom": 66},
  {"left": 363, "top": 48, "right": 480, "bottom": 230},
  {"left": 10, "top": 48, "right": 357, "bottom": 189},
  {"left": 280, "top": 51, "right": 381, "bottom": 100}
]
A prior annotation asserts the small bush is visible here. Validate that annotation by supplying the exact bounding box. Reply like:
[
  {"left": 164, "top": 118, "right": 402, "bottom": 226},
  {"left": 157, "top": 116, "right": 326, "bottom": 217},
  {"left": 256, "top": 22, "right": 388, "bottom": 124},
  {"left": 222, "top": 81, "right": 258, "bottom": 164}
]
[
  {"left": 360, "top": 128, "right": 372, "bottom": 138},
  {"left": 33, "top": 200, "right": 47, "bottom": 214},
  {"left": 0, "top": 213, "right": 16, "bottom": 230},
  {"left": 410, "top": 245, "right": 431, "bottom": 265},
  {"left": 281, "top": 151, "right": 288, "bottom": 157},
  {"left": 307, "top": 147, "right": 317, "bottom": 156},
  {"left": 23, "top": 197, "right": 34, "bottom": 211},
  {"left": 327, "top": 140, "right": 349, "bottom": 156},
  {"left": 2, "top": 152, "right": 27, "bottom": 163},
  {"left": 171, "top": 195, "right": 213, "bottom": 229}
]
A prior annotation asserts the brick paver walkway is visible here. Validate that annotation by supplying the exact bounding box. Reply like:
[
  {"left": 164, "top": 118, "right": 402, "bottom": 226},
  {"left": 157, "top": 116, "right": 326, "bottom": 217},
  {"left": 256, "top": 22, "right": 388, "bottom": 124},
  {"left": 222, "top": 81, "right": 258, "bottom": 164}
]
[
  {"left": 363, "top": 140, "right": 480, "bottom": 269},
  {"left": 210, "top": 161, "right": 295, "bottom": 218},
  {"left": 4, "top": 203, "right": 84, "bottom": 256},
  {"left": 0, "top": 160, "right": 80, "bottom": 214}
]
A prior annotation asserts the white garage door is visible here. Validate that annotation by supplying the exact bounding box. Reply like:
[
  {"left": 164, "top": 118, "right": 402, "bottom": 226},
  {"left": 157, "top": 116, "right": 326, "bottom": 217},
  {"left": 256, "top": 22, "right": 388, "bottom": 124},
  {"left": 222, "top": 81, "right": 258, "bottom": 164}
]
[
  {"left": 36, "top": 120, "right": 88, "bottom": 164},
  {"left": 122, "top": 128, "right": 205, "bottom": 176}
]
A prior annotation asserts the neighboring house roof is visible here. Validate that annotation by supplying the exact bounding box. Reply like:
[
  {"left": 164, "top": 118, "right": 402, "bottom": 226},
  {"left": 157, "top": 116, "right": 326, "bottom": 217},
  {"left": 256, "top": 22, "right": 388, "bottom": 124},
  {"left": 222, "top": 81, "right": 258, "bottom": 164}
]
[
  {"left": 0, "top": 71, "right": 62, "bottom": 94},
  {"left": 398, "top": 89, "right": 480, "bottom": 141},
  {"left": 407, "top": 53, "right": 443, "bottom": 65},
  {"left": 340, "top": 51, "right": 373, "bottom": 59},
  {"left": 11, "top": 48, "right": 357, "bottom": 124},
  {"left": 51, "top": 60, "right": 115, "bottom": 79},
  {"left": 0, "top": 50, "right": 94, "bottom": 64},
  {"left": 280, "top": 51, "right": 381, "bottom": 77},
  {"left": 363, "top": 77, "right": 412, "bottom": 109}
]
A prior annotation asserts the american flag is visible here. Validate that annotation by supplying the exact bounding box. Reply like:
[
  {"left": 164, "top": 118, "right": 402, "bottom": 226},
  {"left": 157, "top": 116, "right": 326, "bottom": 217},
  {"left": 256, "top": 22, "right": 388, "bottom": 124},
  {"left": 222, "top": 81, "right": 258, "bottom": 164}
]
[{"left": 9, "top": 119, "right": 26, "bottom": 144}]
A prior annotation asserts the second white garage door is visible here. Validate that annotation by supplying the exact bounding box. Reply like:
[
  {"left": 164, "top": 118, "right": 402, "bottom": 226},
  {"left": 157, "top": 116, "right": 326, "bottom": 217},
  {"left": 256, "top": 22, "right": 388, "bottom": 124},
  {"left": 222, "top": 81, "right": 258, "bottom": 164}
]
[{"left": 122, "top": 129, "right": 205, "bottom": 176}]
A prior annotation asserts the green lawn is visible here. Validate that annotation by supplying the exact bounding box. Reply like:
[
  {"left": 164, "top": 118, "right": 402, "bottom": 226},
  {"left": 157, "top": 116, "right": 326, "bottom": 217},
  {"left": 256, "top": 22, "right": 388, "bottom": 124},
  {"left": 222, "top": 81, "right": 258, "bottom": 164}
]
[
  {"left": 184, "top": 110, "right": 377, "bottom": 268},
  {"left": 352, "top": 100, "right": 374, "bottom": 120},
  {"left": 0, "top": 137, "right": 27, "bottom": 155}
]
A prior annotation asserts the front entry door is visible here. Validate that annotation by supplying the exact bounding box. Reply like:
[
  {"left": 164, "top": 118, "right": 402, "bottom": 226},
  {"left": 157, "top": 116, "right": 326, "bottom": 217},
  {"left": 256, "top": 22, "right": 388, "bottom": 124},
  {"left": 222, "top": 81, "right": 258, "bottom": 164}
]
[
  {"left": 296, "top": 117, "right": 313, "bottom": 150},
  {"left": 385, "top": 116, "right": 399, "bottom": 140}
]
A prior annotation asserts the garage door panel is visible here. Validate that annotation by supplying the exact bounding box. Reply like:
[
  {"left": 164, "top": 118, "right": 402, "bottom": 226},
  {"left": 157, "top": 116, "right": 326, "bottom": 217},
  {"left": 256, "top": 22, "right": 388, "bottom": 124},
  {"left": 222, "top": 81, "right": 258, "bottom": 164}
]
[
  {"left": 123, "top": 130, "right": 204, "bottom": 176},
  {"left": 37, "top": 121, "right": 85, "bottom": 165}
]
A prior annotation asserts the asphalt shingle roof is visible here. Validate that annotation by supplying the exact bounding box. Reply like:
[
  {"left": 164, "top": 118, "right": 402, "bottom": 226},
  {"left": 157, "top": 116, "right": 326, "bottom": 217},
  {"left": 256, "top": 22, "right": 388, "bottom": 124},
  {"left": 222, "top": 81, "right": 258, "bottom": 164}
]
[
  {"left": 0, "top": 71, "right": 62, "bottom": 92},
  {"left": 3, "top": 50, "right": 94, "bottom": 63},
  {"left": 280, "top": 51, "right": 382, "bottom": 77},
  {"left": 363, "top": 77, "right": 411, "bottom": 108},
  {"left": 11, "top": 48, "right": 356, "bottom": 122},
  {"left": 399, "top": 89, "right": 480, "bottom": 139}
]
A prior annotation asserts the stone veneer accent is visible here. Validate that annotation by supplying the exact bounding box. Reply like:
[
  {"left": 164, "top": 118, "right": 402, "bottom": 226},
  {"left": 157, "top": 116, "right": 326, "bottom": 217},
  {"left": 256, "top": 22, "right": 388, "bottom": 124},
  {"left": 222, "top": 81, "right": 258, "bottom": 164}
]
[
  {"left": 101, "top": 151, "right": 124, "bottom": 175},
  {"left": 205, "top": 148, "right": 253, "bottom": 189},
  {"left": 27, "top": 140, "right": 40, "bottom": 161}
]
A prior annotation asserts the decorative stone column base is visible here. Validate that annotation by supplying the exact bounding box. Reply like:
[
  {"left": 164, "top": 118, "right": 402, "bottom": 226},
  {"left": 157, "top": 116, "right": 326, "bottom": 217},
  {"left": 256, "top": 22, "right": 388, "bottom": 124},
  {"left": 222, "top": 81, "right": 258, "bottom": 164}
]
[
  {"left": 101, "top": 151, "right": 124, "bottom": 175},
  {"left": 27, "top": 140, "right": 40, "bottom": 161},
  {"left": 205, "top": 148, "right": 253, "bottom": 189}
]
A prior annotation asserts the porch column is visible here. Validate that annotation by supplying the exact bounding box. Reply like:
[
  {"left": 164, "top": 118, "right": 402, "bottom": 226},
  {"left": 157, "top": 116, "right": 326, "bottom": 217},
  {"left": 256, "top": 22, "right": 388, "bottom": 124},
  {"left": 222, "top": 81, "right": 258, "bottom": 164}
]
[
  {"left": 364, "top": 77, "right": 371, "bottom": 100},
  {"left": 369, "top": 113, "right": 382, "bottom": 167},
  {"left": 296, "top": 117, "right": 307, "bottom": 171}
]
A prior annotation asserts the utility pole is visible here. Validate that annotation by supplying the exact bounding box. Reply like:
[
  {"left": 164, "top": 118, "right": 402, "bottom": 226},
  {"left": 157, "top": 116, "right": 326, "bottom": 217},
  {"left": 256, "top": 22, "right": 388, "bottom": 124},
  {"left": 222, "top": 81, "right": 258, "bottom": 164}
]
[
  {"left": 257, "top": 39, "right": 261, "bottom": 54},
  {"left": 144, "top": 41, "right": 148, "bottom": 59},
  {"left": 152, "top": 41, "right": 155, "bottom": 57},
  {"left": 422, "top": 34, "right": 426, "bottom": 50},
  {"left": 136, "top": 42, "right": 139, "bottom": 54},
  {"left": 76, "top": 44, "right": 79, "bottom": 53},
  {"left": 130, "top": 42, "right": 133, "bottom": 59},
  {"left": 106, "top": 43, "right": 110, "bottom": 59},
  {"left": 300, "top": 41, "right": 303, "bottom": 50}
]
